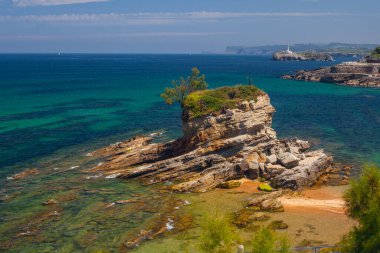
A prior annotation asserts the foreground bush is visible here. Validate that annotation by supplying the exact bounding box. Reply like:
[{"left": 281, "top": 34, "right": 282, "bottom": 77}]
[
  {"left": 341, "top": 165, "right": 380, "bottom": 253},
  {"left": 198, "top": 214, "right": 237, "bottom": 253},
  {"left": 251, "top": 227, "right": 291, "bottom": 253}
]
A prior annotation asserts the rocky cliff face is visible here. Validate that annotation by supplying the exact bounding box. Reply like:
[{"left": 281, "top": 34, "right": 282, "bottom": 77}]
[
  {"left": 283, "top": 62, "right": 380, "bottom": 87},
  {"left": 90, "top": 91, "right": 332, "bottom": 192}
]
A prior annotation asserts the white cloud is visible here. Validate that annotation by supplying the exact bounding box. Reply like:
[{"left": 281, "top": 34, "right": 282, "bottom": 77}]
[
  {"left": 0, "top": 11, "right": 351, "bottom": 24},
  {"left": 12, "top": 0, "right": 110, "bottom": 7}
]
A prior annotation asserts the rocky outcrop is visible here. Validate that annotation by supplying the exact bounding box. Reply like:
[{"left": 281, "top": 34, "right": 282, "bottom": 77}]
[
  {"left": 90, "top": 89, "right": 333, "bottom": 192},
  {"left": 273, "top": 51, "right": 333, "bottom": 61},
  {"left": 283, "top": 62, "right": 380, "bottom": 87}
]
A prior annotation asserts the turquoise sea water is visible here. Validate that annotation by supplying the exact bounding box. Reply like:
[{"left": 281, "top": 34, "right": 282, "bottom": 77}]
[{"left": 1, "top": 54, "right": 380, "bottom": 252}]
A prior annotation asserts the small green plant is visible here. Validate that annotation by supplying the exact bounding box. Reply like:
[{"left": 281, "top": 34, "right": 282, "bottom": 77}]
[
  {"left": 161, "top": 67, "right": 208, "bottom": 107},
  {"left": 251, "top": 227, "right": 291, "bottom": 253},
  {"left": 198, "top": 214, "right": 238, "bottom": 253},
  {"left": 340, "top": 164, "right": 380, "bottom": 253},
  {"left": 258, "top": 183, "right": 273, "bottom": 192}
]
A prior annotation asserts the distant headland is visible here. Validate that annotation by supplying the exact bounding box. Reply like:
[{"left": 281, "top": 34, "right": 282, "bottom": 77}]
[
  {"left": 273, "top": 45, "right": 333, "bottom": 61},
  {"left": 222, "top": 43, "right": 377, "bottom": 57},
  {"left": 282, "top": 46, "right": 380, "bottom": 87}
]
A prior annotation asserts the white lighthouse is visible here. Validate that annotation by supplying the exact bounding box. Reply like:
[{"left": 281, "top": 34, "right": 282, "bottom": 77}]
[{"left": 285, "top": 45, "right": 293, "bottom": 54}]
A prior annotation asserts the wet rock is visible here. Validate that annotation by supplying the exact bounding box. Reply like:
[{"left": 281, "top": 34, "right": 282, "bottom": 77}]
[
  {"left": 252, "top": 212, "right": 270, "bottom": 221},
  {"left": 269, "top": 220, "right": 289, "bottom": 230},
  {"left": 233, "top": 208, "right": 256, "bottom": 228},
  {"left": 115, "top": 199, "right": 137, "bottom": 205},
  {"left": 8, "top": 168, "right": 39, "bottom": 180},
  {"left": 42, "top": 199, "right": 58, "bottom": 206},
  {"left": 125, "top": 230, "right": 153, "bottom": 249},
  {"left": 260, "top": 199, "right": 284, "bottom": 212}
]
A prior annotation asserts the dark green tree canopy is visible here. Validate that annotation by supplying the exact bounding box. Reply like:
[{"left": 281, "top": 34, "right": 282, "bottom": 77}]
[
  {"left": 371, "top": 46, "right": 380, "bottom": 58},
  {"left": 342, "top": 165, "right": 380, "bottom": 253},
  {"left": 161, "top": 67, "right": 208, "bottom": 107}
]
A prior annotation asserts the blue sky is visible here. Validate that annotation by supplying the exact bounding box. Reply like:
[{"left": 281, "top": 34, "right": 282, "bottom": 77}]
[{"left": 0, "top": 0, "right": 379, "bottom": 53}]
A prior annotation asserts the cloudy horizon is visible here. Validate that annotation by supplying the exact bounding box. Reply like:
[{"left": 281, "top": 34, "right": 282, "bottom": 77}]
[{"left": 0, "top": 0, "right": 378, "bottom": 53}]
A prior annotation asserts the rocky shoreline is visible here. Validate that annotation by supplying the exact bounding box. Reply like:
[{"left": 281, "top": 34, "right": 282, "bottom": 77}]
[
  {"left": 273, "top": 51, "right": 333, "bottom": 61},
  {"left": 282, "top": 61, "right": 380, "bottom": 87},
  {"left": 89, "top": 87, "right": 334, "bottom": 192}
]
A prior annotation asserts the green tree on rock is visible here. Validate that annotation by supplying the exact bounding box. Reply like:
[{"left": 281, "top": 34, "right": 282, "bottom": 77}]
[
  {"left": 161, "top": 67, "right": 208, "bottom": 107},
  {"left": 341, "top": 165, "right": 380, "bottom": 253}
]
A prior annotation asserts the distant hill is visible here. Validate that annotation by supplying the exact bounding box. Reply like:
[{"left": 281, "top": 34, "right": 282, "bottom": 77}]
[{"left": 225, "top": 43, "right": 378, "bottom": 56}]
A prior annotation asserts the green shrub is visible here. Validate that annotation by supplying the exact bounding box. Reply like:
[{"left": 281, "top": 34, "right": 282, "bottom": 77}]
[
  {"left": 341, "top": 164, "right": 380, "bottom": 253},
  {"left": 251, "top": 227, "right": 291, "bottom": 253},
  {"left": 371, "top": 46, "right": 380, "bottom": 59},
  {"left": 161, "top": 67, "right": 208, "bottom": 107},
  {"left": 198, "top": 214, "right": 238, "bottom": 253},
  {"left": 184, "top": 85, "right": 264, "bottom": 119}
]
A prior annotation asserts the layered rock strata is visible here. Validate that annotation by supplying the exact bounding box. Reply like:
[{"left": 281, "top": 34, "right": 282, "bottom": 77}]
[
  {"left": 90, "top": 92, "right": 332, "bottom": 192},
  {"left": 282, "top": 62, "right": 380, "bottom": 87}
]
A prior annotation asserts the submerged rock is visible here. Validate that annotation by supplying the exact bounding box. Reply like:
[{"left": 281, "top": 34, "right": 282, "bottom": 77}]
[
  {"left": 7, "top": 168, "right": 39, "bottom": 180},
  {"left": 218, "top": 181, "right": 241, "bottom": 189},
  {"left": 90, "top": 86, "right": 333, "bottom": 192},
  {"left": 269, "top": 220, "right": 289, "bottom": 230},
  {"left": 42, "top": 199, "right": 58, "bottom": 206}
]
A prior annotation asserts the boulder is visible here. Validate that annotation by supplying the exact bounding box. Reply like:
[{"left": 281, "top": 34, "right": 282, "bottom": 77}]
[
  {"left": 260, "top": 199, "right": 284, "bottom": 212},
  {"left": 266, "top": 164, "right": 286, "bottom": 177},
  {"left": 245, "top": 161, "right": 259, "bottom": 179},
  {"left": 266, "top": 154, "right": 277, "bottom": 164},
  {"left": 248, "top": 191, "right": 283, "bottom": 207},
  {"left": 277, "top": 152, "right": 300, "bottom": 169}
]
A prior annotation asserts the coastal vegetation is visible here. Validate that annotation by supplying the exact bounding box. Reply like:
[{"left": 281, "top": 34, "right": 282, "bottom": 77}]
[
  {"left": 371, "top": 46, "right": 380, "bottom": 59},
  {"left": 161, "top": 67, "right": 208, "bottom": 107},
  {"left": 198, "top": 214, "right": 238, "bottom": 253},
  {"left": 183, "top": 85, "right": 264, "bottom": 119},
  {"left": 198, "top": 214, "right": 291, "bottom": 253},
  {"left": 251, "top": 227, "right": 291, "bottom": 253},
  {"left": 341, "top": 165, "right": 380, "bottom": 253}
]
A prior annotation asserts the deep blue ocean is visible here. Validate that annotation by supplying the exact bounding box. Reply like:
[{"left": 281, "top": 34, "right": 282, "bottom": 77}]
[{"left": 0, "top": 54, "right": 380, "bottom": 252}]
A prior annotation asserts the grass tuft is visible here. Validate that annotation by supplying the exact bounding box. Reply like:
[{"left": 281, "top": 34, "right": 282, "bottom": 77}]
[{"left": 183, "top": 85, "right": 264, "bottom": 119}]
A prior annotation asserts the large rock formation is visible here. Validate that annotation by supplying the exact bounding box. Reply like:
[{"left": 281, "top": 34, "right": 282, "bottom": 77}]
[
  {"left": 283, "top": 61, "right": 380, "bottom": 87},
  {"left": 90, "top": 87, "right": 332, "bottom": 192}
]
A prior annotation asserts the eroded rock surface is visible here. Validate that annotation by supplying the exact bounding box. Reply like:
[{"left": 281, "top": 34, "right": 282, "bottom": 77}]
[{"left": 90, "top": 93, "right": 333, "bottom": 192}]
